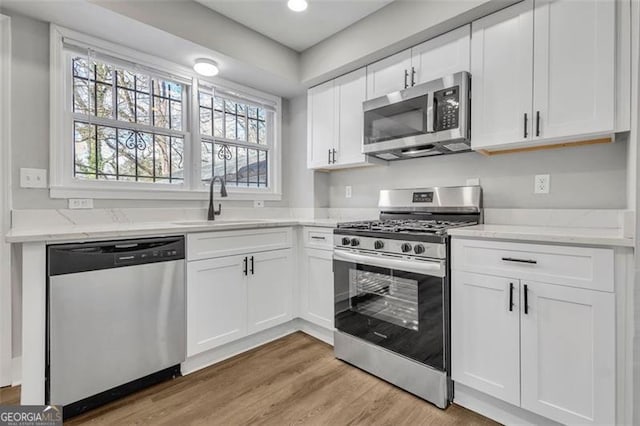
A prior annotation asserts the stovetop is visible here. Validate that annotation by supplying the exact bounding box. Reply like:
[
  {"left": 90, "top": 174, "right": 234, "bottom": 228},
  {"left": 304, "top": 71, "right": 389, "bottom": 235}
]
[{"left": 338, "top": 219, "right": 478, "bottom": 235}]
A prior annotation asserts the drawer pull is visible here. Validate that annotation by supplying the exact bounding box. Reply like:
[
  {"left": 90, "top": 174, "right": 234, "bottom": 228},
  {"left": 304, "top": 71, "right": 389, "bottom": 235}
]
[
  {"left": 311, "top": 236, "right": 326, "bottom": 240},
  {"left": 523, "top": 284, "right": 529, "bottom": 314},
  {"left": 501, "top": 257, "right": 537, "bottom": 264}
]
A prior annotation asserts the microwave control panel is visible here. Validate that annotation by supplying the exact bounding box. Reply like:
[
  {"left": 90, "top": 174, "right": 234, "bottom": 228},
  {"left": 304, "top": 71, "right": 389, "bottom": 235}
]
[{"left": 433, "top": 86, "right": 459, "bottom": 131}]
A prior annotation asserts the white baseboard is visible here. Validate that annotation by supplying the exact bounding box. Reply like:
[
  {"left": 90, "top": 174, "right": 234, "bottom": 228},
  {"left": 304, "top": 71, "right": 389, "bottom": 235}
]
[
  {"left": 453, "top": 383, "right": 562, "bottom": 426},
  {"left": 181, "top": 319, "right": 334, "bottom": 376},
  {"left": 11, "top": 356, "right": 21, "bottom": 386}
]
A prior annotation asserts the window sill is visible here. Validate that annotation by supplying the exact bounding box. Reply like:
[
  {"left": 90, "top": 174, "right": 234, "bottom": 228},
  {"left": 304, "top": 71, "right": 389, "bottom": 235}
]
[{"left": 49, "top": 186, "right": 282, "bottom": 202}]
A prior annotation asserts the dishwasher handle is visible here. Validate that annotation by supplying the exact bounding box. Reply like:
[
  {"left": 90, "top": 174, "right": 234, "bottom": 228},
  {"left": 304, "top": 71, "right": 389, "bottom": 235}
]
[{"left": 48, "top": 236, "right": 185, "bottom": 276}]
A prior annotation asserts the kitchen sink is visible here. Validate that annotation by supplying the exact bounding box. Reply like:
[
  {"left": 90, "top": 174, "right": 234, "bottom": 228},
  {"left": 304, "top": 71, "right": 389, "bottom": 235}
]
[{"left": 171, "top": 219, "right": 272, "bottom": 226}]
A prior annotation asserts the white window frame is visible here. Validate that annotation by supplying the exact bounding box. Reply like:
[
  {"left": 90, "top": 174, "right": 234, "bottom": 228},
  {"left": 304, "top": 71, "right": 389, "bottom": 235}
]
[{"left": 50, "top": 25, "right": 282, "bottom": 201}]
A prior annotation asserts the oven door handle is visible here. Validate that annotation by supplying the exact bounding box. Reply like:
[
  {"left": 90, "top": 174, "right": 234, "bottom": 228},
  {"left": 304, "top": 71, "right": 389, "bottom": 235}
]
[{"left": 333, "top": 249, "right": 445, "bottom": 278}]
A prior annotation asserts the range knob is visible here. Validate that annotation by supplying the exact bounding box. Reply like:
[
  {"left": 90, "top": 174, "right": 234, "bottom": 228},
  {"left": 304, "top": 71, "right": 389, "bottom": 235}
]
[
  {"left": 374, "top": 240, "right": 385, "bottom": 250},
  {"left": 401, "top": 243, "right": 412, "bottom": 253},
  {"left": 341, "top": 237, "right": 351, "bottom": 246},
  {"left": 414, "top": 244, "right": 425, "bottom": 255},
  {"left": 350, "top": 238, "right": 360, "bottom": 247}
]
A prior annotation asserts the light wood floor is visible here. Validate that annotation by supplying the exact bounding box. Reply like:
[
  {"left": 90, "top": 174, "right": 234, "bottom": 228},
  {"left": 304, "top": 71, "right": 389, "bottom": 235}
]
[{"left": 0, "top": 332, "right": 498, "bottom": 425}]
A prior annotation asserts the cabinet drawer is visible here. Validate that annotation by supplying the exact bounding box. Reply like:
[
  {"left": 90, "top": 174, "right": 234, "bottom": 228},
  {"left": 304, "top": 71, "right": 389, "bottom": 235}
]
[
  {"left": 451, "top": 238, "right": 614, "bottom": 292},
  {"left": 188, "top": 227, "right": 293, "bottom": 261},
  {"left": 303, "top": 227, "right": 333, "bottom": 250}
]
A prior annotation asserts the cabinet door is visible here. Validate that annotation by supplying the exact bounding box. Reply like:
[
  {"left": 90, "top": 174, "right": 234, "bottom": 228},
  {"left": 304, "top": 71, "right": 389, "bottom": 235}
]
[
  {"left": 187, "top": 256, "right": 247, "bottom": 356},
  {"left": 307, "top": 80, "right": 335, "bottom": 168},
  {"left": 247, "top": 249, "right": 294, "bottom": 334},
  {"left": 532, "top": 0, "right": 614, "bottom": 141},
  {"left": 411, "top": 25, "right": 470, "bottom": 85},
  {"left": 520, "top": 281, "right": 615, "bottom": 425},
  {"left": 451, "top": 271, "right": 521, "bottom": 406},
  {"left": 366, "top": 49, "right": 412, "bottom": 100},
  {"left": 301, "top": 248, "right": 334, "bottom": 330},
  {"left": 470, "top": 0, "right": 534, "bottom": 149},
  {"left": 335, "top": 68, "right": 367, "bottom": 166}
]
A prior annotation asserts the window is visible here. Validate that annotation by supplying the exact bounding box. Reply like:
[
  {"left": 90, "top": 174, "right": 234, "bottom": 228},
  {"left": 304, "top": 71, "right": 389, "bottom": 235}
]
[
  {"left": 71, "top": 56, "right": 186, "bottom": 183},
  {"left": 198, "top": 92, "right": 271, "bottom": 188},
  {"left": 51, "top": 26, "right": 282, "bottom": 200}
]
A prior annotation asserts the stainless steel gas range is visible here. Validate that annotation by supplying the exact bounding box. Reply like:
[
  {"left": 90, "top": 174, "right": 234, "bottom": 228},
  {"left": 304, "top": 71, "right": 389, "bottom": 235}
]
[{"left": 332, "top": 185, "right": 482, "bottom": 408}]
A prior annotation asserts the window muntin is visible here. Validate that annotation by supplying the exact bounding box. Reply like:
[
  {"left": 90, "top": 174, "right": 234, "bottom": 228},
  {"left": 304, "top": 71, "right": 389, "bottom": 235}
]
[
  {"left": 199, "top": 91, "right": 270, "bottom": 188},
  {"left": 71, "top": 56, "right": 186, "bottom": 183}
]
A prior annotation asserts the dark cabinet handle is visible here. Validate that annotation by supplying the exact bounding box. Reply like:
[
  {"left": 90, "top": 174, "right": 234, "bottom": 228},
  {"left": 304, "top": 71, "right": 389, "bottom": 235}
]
[
  {"left": 404, "top": 69, "right": 409, "bottom": 89},
  {"left": 243, "top": 257, "right": 248, "bottom": 276},
  {"left": 509, "top": 282, "right": 514, "bottom": 312},
  {"left": 250, "top": 256, "right": 254, "bottom": 275},
  {"left": 332, "top": 149, "right": 337, "bottom": 164},
  {"left": 501, "top": 257, "right": 537, "bottom": 264},
  {"left": 328, "top": 149, "right": 331, "bottom": 164},
  {"left": 311, "top": 236, "right": 326, "bottom": 240},
  {"left": 523, "top": 284, "right": 529, "bottom": 314},
  {"left": 524, "top": 113, "right": 528, "bottom": 138},
  {"left": 411, "top": 67, "right": 416, "bottom": 86},
  {"left": 536, "top": 111, "right": 541, "bottom": 137}
]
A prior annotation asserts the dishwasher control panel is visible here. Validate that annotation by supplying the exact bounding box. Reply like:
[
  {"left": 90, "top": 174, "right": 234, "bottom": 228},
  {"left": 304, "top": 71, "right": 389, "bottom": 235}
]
[{"left": 48, "top": 236, "right": 185, "bottom": 275}]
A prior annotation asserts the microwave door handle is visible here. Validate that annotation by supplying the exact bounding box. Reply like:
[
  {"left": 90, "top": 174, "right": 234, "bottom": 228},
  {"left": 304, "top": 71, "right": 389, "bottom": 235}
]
[{"left": 426, "top": 93, "right": 434, "bottom": 133}]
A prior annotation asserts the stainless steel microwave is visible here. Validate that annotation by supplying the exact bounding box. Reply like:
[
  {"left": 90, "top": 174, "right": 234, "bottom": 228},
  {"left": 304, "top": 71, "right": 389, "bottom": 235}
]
[{"left": 362, "top": 71, "right": 471, "bottom": 160}]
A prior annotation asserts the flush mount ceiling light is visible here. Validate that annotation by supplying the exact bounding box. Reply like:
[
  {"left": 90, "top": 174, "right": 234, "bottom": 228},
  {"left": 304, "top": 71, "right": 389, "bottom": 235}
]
[
  {"left": 193, "top": 58, "right": 219, "bottom": 77},
  {"left": 287, "top": 0, "right": 308, "bottom": 12}
]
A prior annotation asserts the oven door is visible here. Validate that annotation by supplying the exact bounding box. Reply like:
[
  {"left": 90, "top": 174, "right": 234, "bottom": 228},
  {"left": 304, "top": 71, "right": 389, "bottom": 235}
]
[{"left": 333, "top": 249, "right": 445, "bottom": 371}]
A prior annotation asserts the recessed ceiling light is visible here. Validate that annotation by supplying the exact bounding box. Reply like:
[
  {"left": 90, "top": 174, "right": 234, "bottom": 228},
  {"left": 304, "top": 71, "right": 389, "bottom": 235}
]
[
  {"left": 193, "top": 58, "right": 219, "bottom": 77},
  {"left": 287, "top": 0, "right": 307, "bottom": 12}
]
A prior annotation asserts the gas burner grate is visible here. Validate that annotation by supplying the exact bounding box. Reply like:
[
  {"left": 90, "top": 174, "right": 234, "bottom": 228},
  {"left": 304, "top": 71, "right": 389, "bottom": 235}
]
[{"left": 337, "top": 219, "right": 478, "bottom": 235}]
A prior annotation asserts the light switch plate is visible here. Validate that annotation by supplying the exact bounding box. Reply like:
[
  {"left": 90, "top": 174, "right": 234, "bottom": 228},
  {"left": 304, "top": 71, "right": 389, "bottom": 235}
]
[
  {"left": 20, "top": 168, "right": 47, "bottom": 188},
  {"left": 534, "top": 174, "right": 550, "bottom": 194},
  {"left": 68, "top": 199, "right": 94, "bottom": 209},
  {"left": 253, "top": 200, "right": 264, "bottom": 208},
  {"left": 345, "top": 186, "right": 352, "bottom": 199}
]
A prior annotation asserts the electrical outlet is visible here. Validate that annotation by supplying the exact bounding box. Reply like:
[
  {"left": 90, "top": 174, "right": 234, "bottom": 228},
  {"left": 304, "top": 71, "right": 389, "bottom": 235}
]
[
  {"left": 68, "top": 199, "right": 94, "bottom": 209},
  {"left": 253, "top": 200, "right": 264, "bottom": 208},
  {"left": 345, "top": 186, "right": 352, "bottom": 199},
  {"left": 20, "top": 168, "right": 47, "bottom": 188},
  {"left": 534, "top": 174, "right": 550, "bottom": 194}
]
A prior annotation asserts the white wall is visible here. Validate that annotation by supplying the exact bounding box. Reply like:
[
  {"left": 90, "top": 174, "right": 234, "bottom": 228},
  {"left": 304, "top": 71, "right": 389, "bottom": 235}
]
[{"left": 327, "top": 138, "right": 628, "bottom": 209}]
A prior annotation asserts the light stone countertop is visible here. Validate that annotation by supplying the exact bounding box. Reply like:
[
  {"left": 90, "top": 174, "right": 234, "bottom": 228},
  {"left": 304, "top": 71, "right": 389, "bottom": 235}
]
[
  {"left": 448, "top": 224, "right": 634, "bottom": 248},
  {"left": 5, "top": 218, "right": 339, "bottom": 244}
]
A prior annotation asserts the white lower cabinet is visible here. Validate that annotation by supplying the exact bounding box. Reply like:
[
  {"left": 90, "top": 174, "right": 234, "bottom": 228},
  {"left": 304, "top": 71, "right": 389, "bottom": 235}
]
[
  {"left": 452, "top": 239, "right": 615, "bottom": 425},
  {"left": 187, "top": 255, "right": 248, "bottom": 356},
  {"left": 300, "top": 247, "right": 334, "bottom": 329},
  {"left": 247, "top": 249, "right": 294, "bottom": 334},
  {"left": 520, "top": 280, "right": 615, "bottom": 425},
  {"left": 186, "top": 228, "right": 295, "bottom": 357},
  {"left": 451, "top": 271, "right": 521, "bottom": 406}
]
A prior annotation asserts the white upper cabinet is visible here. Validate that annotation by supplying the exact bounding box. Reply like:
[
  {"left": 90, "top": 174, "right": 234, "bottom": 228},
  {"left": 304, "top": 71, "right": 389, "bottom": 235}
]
[
  {"left": 307, "top": 80, "right": 335, "bottom": 169},
  {"left": 365, "top": 27, "right": 471, "bottom": 101},
  {"left": 472, "top": 0, "right": 616, "bottom": 151},
  {"left": 471, "top": 1, "right": 534, "bottom": 149},
  {"left": 365, "top": 49, "right": 412, "bottom": 100},
  {"left": 307, "top": 68, "right": 378, "bottom": 170},
  {"left": 335, "top": 68, "right": 367, "bottom": 166},
  {"left": 532, "top": 0, "right": 615, "bottom": 142},
  {"left": 411, "top": 25, "right": 470, "bottom": 85}
]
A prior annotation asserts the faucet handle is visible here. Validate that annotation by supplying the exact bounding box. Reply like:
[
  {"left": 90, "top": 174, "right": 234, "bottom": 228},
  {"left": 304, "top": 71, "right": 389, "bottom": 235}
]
[{"left": 214, "top": 203, "right": 222, "bottom": 216}]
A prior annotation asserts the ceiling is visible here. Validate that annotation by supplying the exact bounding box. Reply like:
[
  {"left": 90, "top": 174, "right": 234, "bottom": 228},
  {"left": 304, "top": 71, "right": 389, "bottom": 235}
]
[{"left": 195, "top": 0, "right": 394, "bottom": 52}]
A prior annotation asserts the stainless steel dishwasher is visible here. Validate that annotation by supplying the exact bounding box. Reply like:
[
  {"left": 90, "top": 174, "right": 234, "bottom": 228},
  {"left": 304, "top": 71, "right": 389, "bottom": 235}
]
[{"left": 46, "top": 236, "right": 186, "bottom": 418}]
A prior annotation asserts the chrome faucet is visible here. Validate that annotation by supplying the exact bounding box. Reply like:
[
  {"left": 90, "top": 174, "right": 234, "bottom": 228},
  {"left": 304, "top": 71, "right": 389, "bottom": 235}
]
[{"left": 208, "top": 176, "right": 228, "bottom": 220}]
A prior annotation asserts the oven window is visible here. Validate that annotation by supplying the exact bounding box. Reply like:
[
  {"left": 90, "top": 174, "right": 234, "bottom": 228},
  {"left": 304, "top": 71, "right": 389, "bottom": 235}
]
[
  {"left": 364, "top": 95, "right": 428, "bottom": 145},
  {"left": 349, "top": 269, "right": 418, "bottom": 331}
]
